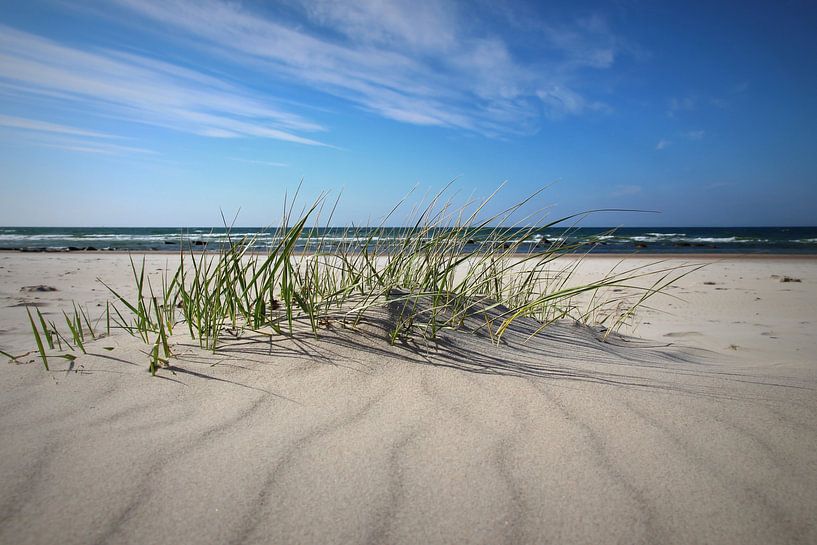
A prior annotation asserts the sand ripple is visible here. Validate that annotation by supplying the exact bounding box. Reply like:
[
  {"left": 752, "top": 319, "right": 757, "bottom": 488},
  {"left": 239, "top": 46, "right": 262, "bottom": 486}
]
[{"left": 1, "top": 308, "right": 816, "bottom": 544}]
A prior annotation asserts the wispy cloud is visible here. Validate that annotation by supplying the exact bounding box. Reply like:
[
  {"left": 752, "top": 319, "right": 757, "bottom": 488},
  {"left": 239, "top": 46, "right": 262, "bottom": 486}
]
[
  {"left": 611, "top": 184, "right": 642, "bottom": 197},
  {"left": 537, "top": 14, "right": 619, "bottom": 70},
  {"left": 0, "top": 113, "right": 156, "bottom": 155},
  {"left": 705, "top": 181, "right": 735, "bottom": 190},
  {"left": 38, "top": 140, "right": 157, "bottom": 155},
  {"left": 655, "top": 138, "right": 670, "bottom": 150},
  {"left": 0, "top": 24, "right": 329, "bottom": 146},
  {"left": 670, "top": 85, "right": 745, "bottom": 115},
  {"left": 685, "top": 129, "right": 705, "bottom": 140},
  {"left": 0, "top": 114, "right": 115, "bottom": 139},
  {"left": 537, "top": 85, "right": 608, "bottom": 117},
  {"left": 228, "top": 157, "right": 288, "bottom": 167},
  {"left": 667, "top": 96, "right": 696, "bottom": 117},
  {"left": 709, "top": 82, "right": 750, "bottom": 109},
  {"left": 100, "top": 0, "right": 624, "bottom": 135},
  {"left": 0, "top": 128, "right": 156, "bottom": 155}
]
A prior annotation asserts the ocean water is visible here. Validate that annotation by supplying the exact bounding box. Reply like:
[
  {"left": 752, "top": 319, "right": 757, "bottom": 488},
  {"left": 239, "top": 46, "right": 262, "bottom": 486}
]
[{"left": 0, "top": 226, "right": 815, "bottom": 254}]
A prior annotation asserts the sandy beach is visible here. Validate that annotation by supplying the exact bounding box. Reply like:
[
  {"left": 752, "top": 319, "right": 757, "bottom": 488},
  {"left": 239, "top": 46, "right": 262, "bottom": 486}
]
[
  {"left": 4, "top": 0, "right": 815, "bottom": 542},
  {"left": 1, "top": 252, "right": 815, "bottom": 544}
]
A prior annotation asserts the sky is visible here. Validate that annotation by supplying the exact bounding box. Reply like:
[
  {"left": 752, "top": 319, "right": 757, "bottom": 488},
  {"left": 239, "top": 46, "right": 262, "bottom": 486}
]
[{"left": 0, "top": 0, "right": 815, "bottom": 227}]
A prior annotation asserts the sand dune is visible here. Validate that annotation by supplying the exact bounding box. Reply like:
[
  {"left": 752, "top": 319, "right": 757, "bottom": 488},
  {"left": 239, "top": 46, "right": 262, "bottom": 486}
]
[{"left": 1, "top": 253, "right": 816, "bottom": 544}]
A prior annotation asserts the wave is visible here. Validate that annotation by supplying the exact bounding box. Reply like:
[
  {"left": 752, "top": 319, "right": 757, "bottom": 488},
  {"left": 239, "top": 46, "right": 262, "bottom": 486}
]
[
  {"left": 685, "top": 237, "right": 736, "bottom": 243},
  {"left": 0, "top": 234, "right": 171, "bottom": 241},
  {"left": 629, "top": 236, "right": 756, "bottom": 243},
  {"left": 1, "top": 227, "right": 816, "bottom": 253}
]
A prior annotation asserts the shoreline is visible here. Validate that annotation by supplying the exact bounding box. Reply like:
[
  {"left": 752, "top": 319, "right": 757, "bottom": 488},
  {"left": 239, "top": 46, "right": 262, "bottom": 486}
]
[{"left": 2, "top": 248, "right": 817, "bottom": 259}]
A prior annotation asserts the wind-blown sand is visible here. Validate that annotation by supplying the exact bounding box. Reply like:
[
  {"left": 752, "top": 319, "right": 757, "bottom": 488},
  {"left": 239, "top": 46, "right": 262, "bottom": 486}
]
[{"left": 1, "top": 253, "right": 815, "bottom": 544}]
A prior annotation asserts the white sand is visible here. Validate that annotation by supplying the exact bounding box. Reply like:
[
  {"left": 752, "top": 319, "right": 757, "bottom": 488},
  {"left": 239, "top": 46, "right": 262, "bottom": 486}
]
[{"left": 0, "top": 253, "right": 815, "bottom": 544}]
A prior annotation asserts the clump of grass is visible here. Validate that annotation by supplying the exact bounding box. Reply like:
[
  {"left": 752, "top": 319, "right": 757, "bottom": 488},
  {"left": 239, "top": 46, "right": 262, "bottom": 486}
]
[{"left": 25, "top": 185, "right": 698, "bottom": 373}]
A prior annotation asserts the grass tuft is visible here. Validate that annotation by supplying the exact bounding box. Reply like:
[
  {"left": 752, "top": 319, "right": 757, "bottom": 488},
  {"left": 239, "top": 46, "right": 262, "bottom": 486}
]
[{"left": 24, "top": 186, "right": 697, "bottom": 373}]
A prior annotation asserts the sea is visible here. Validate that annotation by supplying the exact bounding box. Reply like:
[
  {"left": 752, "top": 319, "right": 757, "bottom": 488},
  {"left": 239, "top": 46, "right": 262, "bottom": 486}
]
[{"left": 0, "top": 226, "right": 816, "bottom": 254}]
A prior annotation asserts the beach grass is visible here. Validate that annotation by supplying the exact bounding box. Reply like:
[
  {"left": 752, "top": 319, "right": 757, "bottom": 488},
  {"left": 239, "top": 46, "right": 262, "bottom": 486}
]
[{"left": 23, "top": 186, "right": 699, "bottom": 374}]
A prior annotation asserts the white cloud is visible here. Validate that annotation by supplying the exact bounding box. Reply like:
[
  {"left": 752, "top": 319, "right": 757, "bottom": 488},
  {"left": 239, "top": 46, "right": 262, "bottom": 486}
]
[
  {"left": 41, "top": 141, "right": 156, "bottom": 155},
  {"left": 655, "top": 138, "right": 670, "bottom": 150},
  {"left": 101, "top": 0, "right": 622, "bottom": 135},
  {"left": 301, "top": 0, "right": 459, "bottom": 54},
  {"left": 0, "top": 114, "right": 115, "bottom": 139},
  {"left": 0, "top": 25, "right": 329, "bottom": 146},
  {"left": 0, "top": 1, "right": 629, "bottom": 144},
  {"left": 0, "top": 113, "right": 158, "bottom": 155},
  {"left": 685, "top": 130, "right": 705, "bottom": 140},
  {"left": 0, "top": 128, "right": 156, "bottom": 155}
]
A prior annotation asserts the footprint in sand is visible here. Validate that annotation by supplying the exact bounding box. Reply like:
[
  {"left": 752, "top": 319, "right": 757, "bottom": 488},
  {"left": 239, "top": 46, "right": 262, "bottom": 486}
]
[
  {"left": 9, "top": 300, "right": 48, "bottom": 307},
  {"left": 663, "top": 331, "right": 703, "bottom": 338},
  {"left": 20, "top": 285, "right": 58, "bottom": 292}
]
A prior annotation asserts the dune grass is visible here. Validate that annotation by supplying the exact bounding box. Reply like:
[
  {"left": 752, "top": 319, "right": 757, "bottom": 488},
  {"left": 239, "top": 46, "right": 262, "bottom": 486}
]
[{"left": 23, "top": 186, "right": 699, "bottom": 374}]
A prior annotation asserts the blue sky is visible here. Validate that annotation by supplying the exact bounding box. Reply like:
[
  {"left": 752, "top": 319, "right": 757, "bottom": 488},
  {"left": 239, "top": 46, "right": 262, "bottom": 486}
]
[{"left": 0, "top": 0, "right": 815, "bottom": 226}]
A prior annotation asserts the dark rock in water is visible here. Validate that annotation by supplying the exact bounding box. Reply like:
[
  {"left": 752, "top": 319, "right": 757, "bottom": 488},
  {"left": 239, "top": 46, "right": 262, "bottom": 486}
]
[
  {"left": 466, "top": 239, "right": 476, "bottom": 245},
  {"left": 673, "top": 241, "right": 715, "bottom": 248},
  {"left": 192, "top": 240, "right": 206, "bottom": 246},
  {"left": 635, "top": 243, "right": 648, "bottom": 249},
  {"left": 21, "top": 285, "right": 58, "bottom": 292},
  {"left": 20, "top": 247, "right": 46, "bottom": 253},
  {"left": 68, "top": 246, "right": 83, "bottom": 251},
  {"left": 86, "top": 247, "right": 98, "bottom": 251},
  {"left": 164, "top": 240, "right": 175, "bottom": 244}
]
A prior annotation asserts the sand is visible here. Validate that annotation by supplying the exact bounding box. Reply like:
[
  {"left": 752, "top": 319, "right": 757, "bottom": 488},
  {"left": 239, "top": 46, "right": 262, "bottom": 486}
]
[{"left": 0, "top": 253, "right": 815, "bottom": 544}]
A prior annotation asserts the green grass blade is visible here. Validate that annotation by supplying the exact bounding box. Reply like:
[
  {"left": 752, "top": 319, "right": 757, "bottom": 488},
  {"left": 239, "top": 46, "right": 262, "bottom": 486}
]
[{"left": 26, "top": 307, "right": 49, "bottom": 370}]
